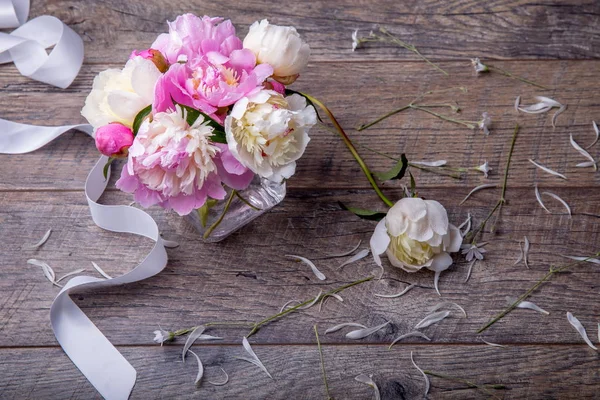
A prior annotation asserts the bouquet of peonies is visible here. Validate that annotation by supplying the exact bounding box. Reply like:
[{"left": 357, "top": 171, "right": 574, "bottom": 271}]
[{"left": 81, "top": 14, "right": 316, "bottom": 235}]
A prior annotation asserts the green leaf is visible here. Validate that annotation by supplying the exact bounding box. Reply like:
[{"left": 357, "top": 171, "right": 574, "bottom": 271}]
[
  {"left": 284, "top": 89, "right": 323, "bottom": 123},
  {"left": 197, "top": 199, "right": 218, "bottom": 227},
  {"left": 210, "top": 130, "right": 227, "bottom": 144},
  {"left": 372, "top": 153, "right": 408, "bottom": 181},
  {"left": 103, "top": 157, "right": 116, "bottom": 180},
  {"left": 132, "top": 105, "right": 152, "bottom": 136},
  {"left": 409, "top": 171, "right": 417, "bottom": 197},
  {"left": 175, "top": 102, "right": 225, "bottom": 134},
  {"left": 338, "top": 202, "right": 387, "bottom": 221}
]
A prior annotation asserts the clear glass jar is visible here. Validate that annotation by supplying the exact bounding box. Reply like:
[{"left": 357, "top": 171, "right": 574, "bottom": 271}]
[{"left": 184, "top": 175, "right": 286, "bottom": 242}]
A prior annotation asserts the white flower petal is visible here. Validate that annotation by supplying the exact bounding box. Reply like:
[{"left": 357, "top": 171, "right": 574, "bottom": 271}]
[
  {"left": 188, "top": 349, "right": 204, "bottom": 386},
  {"left": 541, "top": 191, "right": 571, "bottom": 217},
  {"left": 208, "top": 368, "right": 229, "bottom": 386},
  {"left": 91, "top": 261, "right": 112, "bottom": 279},
  {"left": 298, "top": 290, "right": 323, "bottom": 310},
  {"left": 567, "top": 312, "right": 598, "bottom": 350},
  {"left": 410, "top": 352, "right": 430, "bottom": 396},
  {"left": 534, "top": 184, "right": 551, "bottom": 214},
  {"left": 424, "top": 200, "right": 449, "bottom": 236},
  {"left": 326, "top": 239, "right": 362, "bottom": 258},
  {"left": 523, "top": 236, "right": 530, "bottom": 269},
  {"left": 374, "top": 283, "right": 416, "bottom": 298},
  {"left": 427, "top": 252, "right": 453, "bottom": 272},
  {"left": 27, "top": 229, "right": 52, "bottom": 249},
  {"left": 514, "top": 96, "right": 521, "bottom": 112},
  {"left": 528, "top": 159, "right": 567, "bottom": 180},
  {"left": 325, "top": 322, "right": 367, "bottom": 334},
  {"left": 279, "top": 299, "right": 301, "bottom": 313},
  {"left": 480, "top": 339, "right": 508, "bottom": 348},
  {"left": 55, "top": 268, "right": 86, "bottom": 283},
  {"left": 346, "top": 321, "right": 390, "bottom": 340},
  {"left": 370, "top": 218, "right": 390, "bottom": 268},
  {"left": 339, "top": 249, "right": 370, "bottom": 269},
  {"left": 415, "top": 310, "right": 451, "bottom": 329},
  {"left": 464, "top": 260, "right": 476, "bottom": 283},
  {"left": 389, "top": 331, "right": 431, "bottom": 349},
  {"left": 430, "top": 302, "right": 467, "bottom": 318},
  {"left": 587, "top": 121, "right": 599, "bottom": 149},
  {"left": 183, "top": 326, "right": 206, "bottom": 363},
  {"left": 411, "top": 160, "right": 447, "bottom": 167},
  {"left": 460, "top": 184, "right": 497, "bottom": 205},
  {"left": 563, "top": 256, "right": 600, "bottom": 265},
  {"left": 355, "top": 374, "right": 381, "bottom": 400},
  {"left": 508, "top": 297, "right": 549, "bottom": 315},
  {"left": 286, "top": 255, "right": 326, "bottom": 280},
  {"left": 242, "top": 337, "right": 273, "bottom": 378},
  {"left": 570, "top": 134, "right": 597, "bottom": 171}
]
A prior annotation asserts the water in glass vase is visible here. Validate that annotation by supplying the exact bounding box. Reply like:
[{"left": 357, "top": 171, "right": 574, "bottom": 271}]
[{"left": 185, "top": 175, "right": 286, "bottom": 242}]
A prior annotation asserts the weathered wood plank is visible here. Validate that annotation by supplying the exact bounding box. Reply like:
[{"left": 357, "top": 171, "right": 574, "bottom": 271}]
[
  {"left": 1, "top": 344, "right": 599, "bottom": 399},
  {"left": 1, "top": 189, "right": 598, "bottom": 347},
  {"left": 27, "top": 0, "right": 600, "bottom": 62},
  {"left": 1, "top": 60, "right": 599, "bottom": 190}
]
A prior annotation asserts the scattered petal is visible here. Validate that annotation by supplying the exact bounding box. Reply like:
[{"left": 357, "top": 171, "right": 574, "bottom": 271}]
[
  {"left": 471, "top": 58, "right": 489, "bottom": 74},
  {"left": 318, "top": 292, "right": 344, "bottom": 312},
  {"left": 183, "top": 326, "right": 206, "bottom": 363},
  {"left": 514, "top": 241, "right": 524, "bottom": 266},
  {"left": 514, "top": 96, "right": 521, "bottom": 112},
  {"left": 464, "top": 259, "right": 476, "bottom": 283},
  {"left": 576, "top": 161, "right": 598, "bottom": 168},
  {"left": 541, "top": 191, "right": 571, "bottom": 217},
  {"left": 162, "top": 239, "right": 180, "bottom": 248},
  {"left": 279, "top": 299, "right": 300, "bottom": 313},
  {"left": 351, "top": 30, "right": 359, "bottom": 52},
  {"left": 286, "top": 255, "right": 326, "bottom": 280},
  {"left": 563, "top": 256, "right": 600, "bottom": 265},
  {"left": 27, "top": 259, "right": 61, "bottom": 287},
  {"left": 411, "top": 160, "right": 447, "bottom": 167},
  {"left": 197, "top": 334, "right": 223, "bottom": 341},
  {"left": 242, "top": 337, "right": 273, "bottom": 379},
  {"left": 298, "top": 290, "right": 323, "bottom": 310},
  {"left": 355, "top": 374, "right": 381, "bottom": 400},
  {"left": 480, "top": 339, "right": 508, "bottom": 348},
  {"left": 587, "top": 121, "right": 599, "bottom": 149},
  {"left": 570, "top": 134, "right": 597, "bottom": 171},
  {"left": 534, "top": 184, "right": 551, "bottom": 213},
  {"left": 346, "top": 321, "right": 390, "bottom": 340},
  {"left": 518, "top": 96, "right": 562, "bottom": 116},
  {"left": 523, "top": 236, "right": 530, "bottom": 269},
  {"left": 339, "top": 249, "right": 370, "bottom": 269},
  {"left": 551, "top": 105, "right": 566, "bottom": 127},
  {"left": 208, "top": 368, "right": 229, "bottom": 386},
  {"left": 188, "top": 349, "right": 204, "bottom": 386},
  {"left": 410, "top": 352, "right": 430, "bottom": 396},
  {"left": 430, "top": 302, "right": 467, "bottom": 318},
  {"left": 567, "top": 312, "right": 598, "bottom": 350},
  {"left": 433, "top": 270, "right": 442, "bottom": 296},
  {"left": 508, "top": 297, "right": 549, "bottom": 315},
  {"left": 415, "top": 310, "right": 451, "bottom": 329},
  {"left": 325, "top": 322, "right": 367, "bottom": 334},
  {"left": 528, "top": 159, "right": 567, "bottom": 180},
  {"left": 479, "top": 112, "right": 492, "bottom": 135},
  {"left": 389, "top": 331, "right": 431, "bottom": 349},
  {"left": 458, "top": 213, "right": 472, "bottom": 237},
  {"left": 460, "top": 184, "right": 496, "bottom": 205},
  {"left": 374, "top": 284, "right": 415, "bottom": 298},
  {"left": 55, "top": 268, "right": 86, "bottom": 283},
  {"left": 326, "top": 239, "right": 362, "bottom": 258},
  {"left": 27, "top": 229, "right": 52, "bottom": 249},
  {"left": 91, "top": 261, "right": 112, "bottom": 279}
]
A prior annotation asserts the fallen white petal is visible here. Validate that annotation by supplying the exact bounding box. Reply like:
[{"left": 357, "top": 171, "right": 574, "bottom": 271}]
[
  {"left": 279, "top": 299, "right": 300, "bottom": 313},
  {"left": 389, "top": 331, "right": 431, "bottom": 349},
  {"left": 433, "top": 270, "right": 442, "bottom": 296},
  {"left": 183, "top": 326, "right": 206, "bottom": 363},
  {"left": 197, "top": 334, "right": 223, "bottom": 341},
  {"left": 563, "top": 256, "right": 600, "bottom": 265},
  {"left": 514, "top": 96, "right": 521, "bottom": 112},
  {"left": 464, "top": 260, "right": 476, "bottom": 283},
  {"left": 286, "top": 255, "right": 326, "bottom": 280},
  {"left": 91, "top": 261, "right": 112, "bottom": 279},
  {"left": 551, "top": 105, "right": 566, "bottom": 128},
  {"left": 415, "top": 310, "right": 451, "bottom": 329},
  {"left": 298, "top": 290, "right": 323, "bottom": 310},
  {"left": 570, "top": 134, "right": 597, "bottom": 171},
  {"left": 27, "top": 229, "right": 52, "bottom": 249},
  {"left": 27, "top": 259, "right": 61, "bottom": 287},
  {"left": 374, "top": 283, "right": 415, "bottom": 298},
  {"left": 325, "top": 322, "right": 367, "bottom": 334},
  {"left": 528, "top": 159, "right": 567, "bottom": 180},
  {"left": 411, "top": 160, "right": 447, "bottom": 167},
  {"left": 576, "top": 161, "right": 598, "bottom": 168},
  {"left": 534, "top": 184, "right": 551, "bottom": 214},
  {"left": 460, "top": 184, "right": 497, "bottom": 205},
  {"left": 587, "top": 121, "right": 599, "bottom": 149},
  {"left": 430, "top": 302, "right": 467, "bottom": 318},
  {"left": 514, "top": 241, "right": 524, "bottom": 266},
  {"left": 523, "top": 236, "right": 530, "bottom": 269},
  {"left": 242, "top": 337, "right": 273, "bottom": 379},
  {"left": 508, "top": 297, "right": 549, "bottom": 315},
  {"left": 567, "top": 312, "right": 598, "bottom": 350},
  {"left": 208, "top": 368, "right": 229, "bottom": 386},
  {"left": 410, "top": 352, "right": 430, "bottom": 396},
  {"left": 458, "top": 213, "right": 472, "bottom": 237},
  {"left": 536, "top": 96, "right": 562, "bottom": 108},
  {"left": 355, "top": 374, "right": 381, "bottom": 400},
  {"left": 541, "top": 191, "right": 571, "bottom": 217},
  {"left": 326, "top": 239, "right": 362, "bottom": 258},
  {"left": 339, "top": 249, "right": 370, "bottom": 269},
  {"left": 346, "top": 321, "right": 390, "bottom": 340},
  {"left": 188, "top": 349, "right": 204, "bottom": 386},
  {"left": 318, "top": 292, "right": 343, "bottom": 312},
  {"left": 55, "top": 268, "right": 86, "bottom": 283},
  {"left": 481, "top": 339, "right": 508, "bottom": 348}
]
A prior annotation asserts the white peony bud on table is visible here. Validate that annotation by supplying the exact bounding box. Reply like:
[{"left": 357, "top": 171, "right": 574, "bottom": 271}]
[
  {"left": 243, "top": 19, "right": 310, "bottom": 85},
  {"left": 370, "top": 198, "right": 462, "bottom": 273},
  {"left": 225, "top": 89, "right": 316, "bottom": 182}
]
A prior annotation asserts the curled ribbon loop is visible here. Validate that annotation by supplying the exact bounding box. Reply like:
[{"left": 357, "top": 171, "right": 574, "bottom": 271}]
[
  {"left": 0, "top": 0, "right": 29, "bottom": 28},
  {"left": 0, "top": 0, "right": 83, "bottom": 88}
]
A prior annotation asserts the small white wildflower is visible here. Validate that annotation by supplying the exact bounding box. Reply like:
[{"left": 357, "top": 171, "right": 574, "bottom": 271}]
[
  {"left": 153, "top": 329, "right": 174, "bottom": 345},
  {"left": 474, "top": 161, "right": 491, "bottom": 178},
  {"left": 479, "top": 112, "right": 491, "bottom": 135},
  {"left": 461, "top": 242, "right": 487, "bottom": 262},
  {"left": 471, "top": 58, "right": 489, "bottom": 73},
  {"left": 352, "top": 30, "right": 359, "bottom": 51}
]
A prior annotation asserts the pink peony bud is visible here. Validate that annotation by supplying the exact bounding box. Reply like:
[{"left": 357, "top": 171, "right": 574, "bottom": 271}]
[
  {"left": 130, "top": 48, "right": 169, "bottom": 73},
  {"left": 95, "top": 123, "right": 134, "bottom": 158}
]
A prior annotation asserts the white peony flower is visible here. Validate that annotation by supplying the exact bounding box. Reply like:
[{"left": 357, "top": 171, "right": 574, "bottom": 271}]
[
  {"left": 370, "top": 198, "right": 462, "bottom": 273},
  {"left": 243, "top": 19, "right": 310, "bottom": 84},
  {"left": 81, "top": 56, "right": 162, "bottom": 130},
  {"left": 225, "top": 90, "right": 316, "bottom": 182}
]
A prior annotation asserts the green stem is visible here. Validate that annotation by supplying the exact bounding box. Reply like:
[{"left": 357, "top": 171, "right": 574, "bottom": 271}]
[
  {"left": 424, "top": 371, "right": 505, "bottom": 399},
  {"left": 314, "top": 325, "right": 332, "bottom": 400},
  {"left": 203, "top": 189, "right": 237, "bottom": 239},
  {"left": 303, "top": 93, "right": 394, "bottom": 208},
  {"left": 410, "top": 105, "right": 477, "bottom": 129},
  {"left": 488, "top": 64, "right": 549, "bottom": 90},
  {"left": 477, "top": 251, "right": 600, "bottom": 333},
  {"left": 357, "top": 105, "right": 411, "bottom": 131},
  {"left": 409, "top": 164, "right": 463, "bottom": 180},
  {"left": 235, "top": 191, "right": 261, "bottom": 211}
]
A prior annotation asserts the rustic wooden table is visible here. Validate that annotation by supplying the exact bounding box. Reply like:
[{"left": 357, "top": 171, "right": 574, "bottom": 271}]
[{"left": 1, "top": 1, "right": 599, "bottom": 399}]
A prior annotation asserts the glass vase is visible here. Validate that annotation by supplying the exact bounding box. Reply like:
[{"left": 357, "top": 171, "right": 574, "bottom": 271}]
[{"left": 184, "top": 175, "right": 286, "bottom": 242}]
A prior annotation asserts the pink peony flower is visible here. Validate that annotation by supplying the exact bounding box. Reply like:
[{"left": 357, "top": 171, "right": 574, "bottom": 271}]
[
  {"left": 116, "top": 106, "right": 253, "bottom": 215},
  {"left": 94, "top": 123, "right": 134, "bottom": 157}
]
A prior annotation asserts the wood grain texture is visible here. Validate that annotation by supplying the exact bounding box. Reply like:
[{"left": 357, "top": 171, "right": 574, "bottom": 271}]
[
  {"left": 1, "top": 60, "right": 599, "bottom": 190},
  {"left": 27, "top": 0, "right": 600, "bottom": 62},
  {"left": 1, "top": 344, "right": 599, "bottom": 399},
  {"left": 1, "top": 189, "right": 598, "bottom": 347}
]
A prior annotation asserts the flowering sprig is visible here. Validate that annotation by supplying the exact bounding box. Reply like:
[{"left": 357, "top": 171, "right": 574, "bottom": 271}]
[{"left": 471, "top": 58, "right": 549, "bottom": 89}]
